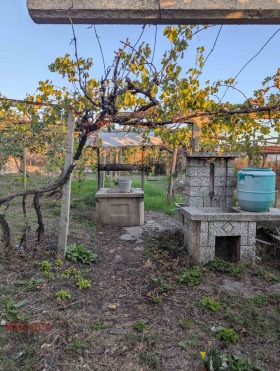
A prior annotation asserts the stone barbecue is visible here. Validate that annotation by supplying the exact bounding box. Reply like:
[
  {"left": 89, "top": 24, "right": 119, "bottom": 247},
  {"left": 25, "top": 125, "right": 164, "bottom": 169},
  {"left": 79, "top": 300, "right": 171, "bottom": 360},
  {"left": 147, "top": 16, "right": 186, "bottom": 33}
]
[
  {"left": 178, "top": 153, "right": 280, "bottom": 264},
  {"left": 185, "top": 153, "right": 235, "bottom": 208}
]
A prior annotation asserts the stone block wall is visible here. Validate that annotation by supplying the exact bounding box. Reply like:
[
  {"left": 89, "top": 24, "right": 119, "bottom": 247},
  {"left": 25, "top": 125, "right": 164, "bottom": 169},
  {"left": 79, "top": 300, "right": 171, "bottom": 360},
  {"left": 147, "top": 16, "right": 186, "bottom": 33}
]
[
  {"left": 186, "top": 219, "right": 256, "bottom": 263},
  {"left": 185, "top": 157, "right": 235, "bottom": 208}
]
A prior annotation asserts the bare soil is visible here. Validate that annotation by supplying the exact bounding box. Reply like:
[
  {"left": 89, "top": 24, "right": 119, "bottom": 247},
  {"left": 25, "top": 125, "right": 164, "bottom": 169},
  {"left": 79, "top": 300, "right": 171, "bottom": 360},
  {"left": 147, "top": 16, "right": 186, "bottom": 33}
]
[{"left": 0, "top": 202, "right": 279, "bottom": 371}]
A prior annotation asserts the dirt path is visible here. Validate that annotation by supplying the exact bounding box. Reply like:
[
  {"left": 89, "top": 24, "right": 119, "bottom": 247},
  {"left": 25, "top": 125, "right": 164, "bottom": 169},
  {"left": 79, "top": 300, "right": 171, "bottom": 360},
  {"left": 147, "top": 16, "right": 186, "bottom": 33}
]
[{"left": 0, "top": 210, "right": 279, "bottom": 371}]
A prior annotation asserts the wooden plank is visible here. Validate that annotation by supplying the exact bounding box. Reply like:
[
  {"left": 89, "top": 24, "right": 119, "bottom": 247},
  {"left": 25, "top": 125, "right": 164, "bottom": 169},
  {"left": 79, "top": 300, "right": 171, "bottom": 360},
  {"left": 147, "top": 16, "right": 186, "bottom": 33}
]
[
  {"left": 255, "top": 238, "right": 272, "bottom": 246},
  {"left": 98, "top": 164, "right": 142, "bottom": 171}
]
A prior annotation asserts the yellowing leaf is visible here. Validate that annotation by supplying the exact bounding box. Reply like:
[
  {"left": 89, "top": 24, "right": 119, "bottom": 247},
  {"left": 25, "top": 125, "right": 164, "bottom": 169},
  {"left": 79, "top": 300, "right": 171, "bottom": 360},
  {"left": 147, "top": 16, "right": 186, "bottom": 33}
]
[{"left": 200, "top": 351, "right": 206, "bottom": 359}]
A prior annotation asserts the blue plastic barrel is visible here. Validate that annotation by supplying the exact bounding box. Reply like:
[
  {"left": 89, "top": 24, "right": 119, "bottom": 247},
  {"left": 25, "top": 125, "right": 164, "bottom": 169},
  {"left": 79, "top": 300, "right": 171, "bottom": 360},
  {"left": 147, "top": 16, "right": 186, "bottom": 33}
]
[{"left": 237, "top": 168, "right": 276, "bottom": 212}]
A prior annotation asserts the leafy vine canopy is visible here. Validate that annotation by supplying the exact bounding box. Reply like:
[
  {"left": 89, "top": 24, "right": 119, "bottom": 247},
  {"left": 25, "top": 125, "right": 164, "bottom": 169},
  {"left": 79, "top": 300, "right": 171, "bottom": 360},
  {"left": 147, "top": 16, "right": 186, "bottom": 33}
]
[{"left": 0, "top": 25, "right": 279, "bottom": 155}]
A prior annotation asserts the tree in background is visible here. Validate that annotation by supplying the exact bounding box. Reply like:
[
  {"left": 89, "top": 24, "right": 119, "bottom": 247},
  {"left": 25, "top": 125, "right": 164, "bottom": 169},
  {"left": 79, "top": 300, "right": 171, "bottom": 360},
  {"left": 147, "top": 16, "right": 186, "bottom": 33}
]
[{"left": 0, "top": 25, "right": 279, "bottom": 250}]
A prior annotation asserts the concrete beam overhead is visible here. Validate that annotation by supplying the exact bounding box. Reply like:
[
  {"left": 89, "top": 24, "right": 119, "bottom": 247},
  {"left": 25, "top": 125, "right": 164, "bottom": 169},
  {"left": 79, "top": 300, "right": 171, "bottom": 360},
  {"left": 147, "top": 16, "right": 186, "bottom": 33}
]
[{"left": 27, "top": 0, "right": 280, "bottom": 25}]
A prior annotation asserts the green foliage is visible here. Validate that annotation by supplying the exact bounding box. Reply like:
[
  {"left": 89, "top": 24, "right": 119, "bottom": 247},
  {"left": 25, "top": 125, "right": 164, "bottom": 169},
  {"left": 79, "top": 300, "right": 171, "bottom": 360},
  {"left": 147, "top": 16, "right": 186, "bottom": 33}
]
[
  {"left": 257, "top": 271, "right": 279, "bottom": 284},
  {"left": 36, "top": 260, "right": 52, "bottom": 272},
  {"left": 177, "top": 337, "right": 198, "bottom": 348},
  {"left": 225, "top": 354, "right": 264, "bottom": 371},
  {"left": 202, "top": 347, "right": 264, "bottom": 371},
  {"left": 205, "top": 258, "right": 245, "bottom": 276},
  {"left": 199, "top": 296, "right": 222, "bottom": 312},
  {"left": 90, "top": 322, "right": 107, "bottom": 330},
  {"left": 202, "top": 347, "right": 222, "bottom": 371},
  {"left": 43, "top": 271, "right": 55, "bottom": 280},
  {"left": 152, "top": 295, "right": 161, "bottom": 304},
  {"left": 15, "top": 278, "right": 44, "bottom": 289},
  {"left": 66, "top": 340, "right": 86, "bottom": 351},
  {"left": 66, "top": 243, "right": 97, "bottom": 264},
  {"left": 54, "top": 259, "right": 64, "bottom": 267},
  {"left": 61, "top": 267, "right": 78, "bottom": 278},
  {"left": 216, "top": 327, "right": 238, "bottom": 343},
  {"left": 76, "top": 278, "right": 91, "bottom": 289},
  {"left": 55, "top": 290, "right": 71, "bottom": 301},
  {"left": 251, "top": 295, "right": 267, "bottom": 307},
  {"left": 157, "top": 280, "right": 172, "bottom": 294},
  {"left": 178, "top": 266, "right": 203, "bottom": 285},
  {"left": 2, "top": 298, "right": 28, "bottom": 321},
  {"left": 133, "top": 320, "right": 146, "bottom": 333},
  {"left": 139, "top": 350, "right": 162, "bottom": 371},
  {"left": 150, "top": 278, "right": 172, "bottom": 295},
  {"left": 179, "top": 318, "right": 192, "bottom": 329}
]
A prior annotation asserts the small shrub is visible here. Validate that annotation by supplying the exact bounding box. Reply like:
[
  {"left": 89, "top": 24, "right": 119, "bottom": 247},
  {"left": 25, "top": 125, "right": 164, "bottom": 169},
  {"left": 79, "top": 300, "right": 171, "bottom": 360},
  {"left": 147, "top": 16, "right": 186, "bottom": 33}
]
[
  {"left": 216, "top": 327, "right": 238, "bottom": 343},
  {"left": 66, "top": 243, "right": 97, "bottom": 264},
  {"left": 199, "top": 296, "right": 222, "bottom": 312},
  {"left": 55, "top": 290, "right": 71, "bottom": 301},
  {"left": 178, "top": 266, "right": 203, "bottom": 285},
  {"left": 76, "top": 278, "right": 91, "bottom": 289},
  {"left": 133, "top": 320, "right": 146, "bottom": 333},
  {"left": 205, "top": 258, "right": 244, "bottom": 276},
  {"left": 90, "top": 322, "right": 106, "bottom": 330}
]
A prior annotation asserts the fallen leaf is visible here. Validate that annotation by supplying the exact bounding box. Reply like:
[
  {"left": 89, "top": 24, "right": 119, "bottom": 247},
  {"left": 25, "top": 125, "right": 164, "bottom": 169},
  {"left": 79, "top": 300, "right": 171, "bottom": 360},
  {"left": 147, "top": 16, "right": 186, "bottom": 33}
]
[
  {"left": 138, "top": 343, "right": 145, "bottom": 352},
  {"left": 143, "top": 259, "right": 153, "bottom": 269},
  {"left": 200, "top": 351, "right": 206, "bottom": 359}
]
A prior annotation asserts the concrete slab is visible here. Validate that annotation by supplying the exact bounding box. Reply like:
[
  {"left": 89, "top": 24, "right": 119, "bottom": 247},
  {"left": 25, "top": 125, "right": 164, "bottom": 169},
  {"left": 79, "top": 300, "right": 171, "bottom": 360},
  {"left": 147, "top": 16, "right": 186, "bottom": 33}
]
[
  {"left": 95, "top": 188, "right": 144, "bottom": 226},
  {"left": 27, "top": 0, "right": 280, "bottom": 25},
  {"left": 180, "top": 206, "right": 280, "bottom": 222}
]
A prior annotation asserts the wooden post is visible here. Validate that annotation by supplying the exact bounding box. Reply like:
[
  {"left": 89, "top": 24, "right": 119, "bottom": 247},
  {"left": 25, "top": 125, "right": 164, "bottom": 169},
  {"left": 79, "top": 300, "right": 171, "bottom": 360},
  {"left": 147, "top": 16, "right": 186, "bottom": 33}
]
[
  {"left": 115, "top": 149, "right": 119, "bottom": 178},
  {"left": 57, "top": 110, "right": 75, "bottom": 258},
  {"left": 108, "top": 148, "right": 113, "bottom": 188},
  {"left": 141, "top": 147, "right": 145, "bottom": 191},
  {"left": 99, "top": 149, "right": 106, "bottom": 188},
  {"left": 97, "top": 147, "right": 101, "bottom": 190},
  {"left": 22, "top": 147, "right": 27, "bottom": 188},
  {"left": 167, "top": 144, "right": 178, "bottom": 203}
]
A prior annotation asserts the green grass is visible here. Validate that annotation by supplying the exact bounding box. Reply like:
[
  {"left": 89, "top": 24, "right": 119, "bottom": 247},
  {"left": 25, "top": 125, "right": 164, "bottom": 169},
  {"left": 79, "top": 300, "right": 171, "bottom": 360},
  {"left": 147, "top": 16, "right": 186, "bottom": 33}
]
[
  {"left": 71, "top": 176, "right": 183, "bottom": 214},
  {"left": 0, "top": 173, "right": 183, "bottom": 215}
]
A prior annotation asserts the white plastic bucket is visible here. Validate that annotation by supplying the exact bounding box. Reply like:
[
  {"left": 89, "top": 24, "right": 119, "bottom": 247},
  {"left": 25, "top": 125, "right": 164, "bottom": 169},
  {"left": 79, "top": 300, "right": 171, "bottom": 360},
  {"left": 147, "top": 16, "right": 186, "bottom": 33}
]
[{"left": 118, "top": 177, "right": 132, "bottom": 193}]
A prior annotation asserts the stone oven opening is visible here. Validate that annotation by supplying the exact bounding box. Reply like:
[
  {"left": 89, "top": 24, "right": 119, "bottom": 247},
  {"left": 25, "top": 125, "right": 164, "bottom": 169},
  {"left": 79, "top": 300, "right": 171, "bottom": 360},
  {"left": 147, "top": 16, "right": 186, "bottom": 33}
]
[{"left": 215, "top": 236, "right": 240, "bottom": 262}]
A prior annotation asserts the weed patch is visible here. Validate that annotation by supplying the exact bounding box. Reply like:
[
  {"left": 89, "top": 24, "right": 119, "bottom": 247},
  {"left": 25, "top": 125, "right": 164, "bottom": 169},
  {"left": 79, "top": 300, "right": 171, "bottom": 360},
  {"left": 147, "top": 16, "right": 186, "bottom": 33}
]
[
  {"left": 205, "top": 257, "right": 245, "bottom": 276},
  {"left": 1, "top": 298, "right": 28, "bottom": 321},
  {"left": 215, "top": 327, "right": 238, "bottom": 343},
  {"left": 178, "top": 266, "right": 203, "bottom": 285},
  {"left": 133, "top": 320, "right": 146, "bottom": 333},
  {"left": 199, "top": 296, "right": 222, "bottom": 312},
  {"left": 66, "top": 243, "right": 97, "bottom": 264}
]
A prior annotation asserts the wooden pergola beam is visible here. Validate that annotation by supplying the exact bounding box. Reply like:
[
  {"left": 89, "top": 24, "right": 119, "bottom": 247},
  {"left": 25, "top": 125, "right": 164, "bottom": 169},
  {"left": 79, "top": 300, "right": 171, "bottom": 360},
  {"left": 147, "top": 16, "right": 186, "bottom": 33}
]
[{"left": 27, "top": 0, "right": 280, "bottom": 25}]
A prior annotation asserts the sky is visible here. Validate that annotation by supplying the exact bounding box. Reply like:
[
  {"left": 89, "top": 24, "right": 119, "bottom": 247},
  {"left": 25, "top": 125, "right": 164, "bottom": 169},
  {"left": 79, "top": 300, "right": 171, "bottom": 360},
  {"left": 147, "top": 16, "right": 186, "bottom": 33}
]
[{"left": 0, "top": 1, "right": 280, "bottom": 104}]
